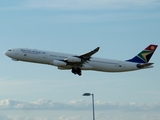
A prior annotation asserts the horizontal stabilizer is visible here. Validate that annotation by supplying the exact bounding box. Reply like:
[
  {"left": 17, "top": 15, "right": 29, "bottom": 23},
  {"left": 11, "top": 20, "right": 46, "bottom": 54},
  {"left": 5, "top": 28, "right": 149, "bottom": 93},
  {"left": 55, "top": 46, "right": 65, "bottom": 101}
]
[{"left": 137, "top": 63, "right": 154, "bottom": 68}]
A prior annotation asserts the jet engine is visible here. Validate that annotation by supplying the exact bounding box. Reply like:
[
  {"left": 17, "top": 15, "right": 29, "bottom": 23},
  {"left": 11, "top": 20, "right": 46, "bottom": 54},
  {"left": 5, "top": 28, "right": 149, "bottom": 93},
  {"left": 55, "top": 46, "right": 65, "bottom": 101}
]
[
  {"left": 51, "top": 60, "right": 67, "bottom": 66},
  {"left": 67, "top": 56, "right": 81, "bottom": 62}
]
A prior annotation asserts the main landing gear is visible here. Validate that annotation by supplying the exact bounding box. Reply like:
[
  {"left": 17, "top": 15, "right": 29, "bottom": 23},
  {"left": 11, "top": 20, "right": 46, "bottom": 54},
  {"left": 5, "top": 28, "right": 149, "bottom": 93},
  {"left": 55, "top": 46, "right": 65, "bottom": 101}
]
[{"left": 71, "top": 67, "right": 82, "bottom": 76}]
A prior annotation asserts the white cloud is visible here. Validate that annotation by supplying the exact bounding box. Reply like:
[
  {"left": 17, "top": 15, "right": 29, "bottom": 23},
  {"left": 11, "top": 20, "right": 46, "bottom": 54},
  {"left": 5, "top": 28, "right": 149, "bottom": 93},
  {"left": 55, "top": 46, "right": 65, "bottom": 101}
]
[
  {"left": 0, "top": 0, "right": 159, "bottom": 11},
  {"left": 0, "top": 99, "right": 160, "bottom": 111},
  {"left": 26, "top": 0, "right": 160, "bottom": 10},
  {"left": 0, "top": 114, "right": 10, "bottom": 120},
  {"left": 0, "top": 0, "right": 159, "bottom": 24},
  {"left": 0, "top": 99, "right": 160, "bottom": 120}
]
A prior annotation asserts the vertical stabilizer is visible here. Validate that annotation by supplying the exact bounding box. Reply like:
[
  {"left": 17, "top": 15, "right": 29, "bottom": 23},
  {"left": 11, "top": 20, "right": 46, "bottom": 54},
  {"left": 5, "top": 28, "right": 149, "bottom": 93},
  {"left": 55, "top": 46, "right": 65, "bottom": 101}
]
[{"left": 127, "top": 44, "right": 158, "bottom": 63}]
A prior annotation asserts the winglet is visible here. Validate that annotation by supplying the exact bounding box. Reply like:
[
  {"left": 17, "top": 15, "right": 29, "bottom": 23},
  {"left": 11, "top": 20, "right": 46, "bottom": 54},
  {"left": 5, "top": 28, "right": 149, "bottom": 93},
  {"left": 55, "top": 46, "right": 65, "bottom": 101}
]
[
  {"left": 94, "top": 47, "right": 100, "bottom": 53},
  {"left": 127, "top": 44, "right": 158, "bottom": 63}
]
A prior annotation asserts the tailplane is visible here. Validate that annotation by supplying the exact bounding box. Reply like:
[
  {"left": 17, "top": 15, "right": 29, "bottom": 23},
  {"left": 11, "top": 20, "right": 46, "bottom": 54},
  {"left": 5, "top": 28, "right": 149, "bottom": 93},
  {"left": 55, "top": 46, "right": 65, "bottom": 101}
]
[{"left": 127, "top": 44, "right": 158, "bottom": 63}]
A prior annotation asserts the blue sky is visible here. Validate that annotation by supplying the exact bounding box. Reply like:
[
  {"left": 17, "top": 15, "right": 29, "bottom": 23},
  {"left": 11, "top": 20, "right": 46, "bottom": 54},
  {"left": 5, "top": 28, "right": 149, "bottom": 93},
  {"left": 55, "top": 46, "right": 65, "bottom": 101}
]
[{"left": 0, "top": 0, "right": 160, "bottom": 120}]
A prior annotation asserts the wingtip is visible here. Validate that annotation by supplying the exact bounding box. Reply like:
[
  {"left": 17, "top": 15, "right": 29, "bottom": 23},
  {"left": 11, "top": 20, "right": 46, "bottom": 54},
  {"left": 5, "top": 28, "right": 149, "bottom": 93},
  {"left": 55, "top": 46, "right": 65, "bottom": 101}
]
[
  {"left": 94, "top": 47, "right": 100, "bottom": 52},
  {"left": 97, "top": 47, "right": 100, "bottom": 50}
]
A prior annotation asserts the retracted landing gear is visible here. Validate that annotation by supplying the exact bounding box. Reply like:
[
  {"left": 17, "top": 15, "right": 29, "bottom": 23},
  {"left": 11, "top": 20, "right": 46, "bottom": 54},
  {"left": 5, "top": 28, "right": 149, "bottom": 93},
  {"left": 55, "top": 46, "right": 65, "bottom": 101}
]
[{"left": 71, "top": 67, "right": 82, "bottom": 76}]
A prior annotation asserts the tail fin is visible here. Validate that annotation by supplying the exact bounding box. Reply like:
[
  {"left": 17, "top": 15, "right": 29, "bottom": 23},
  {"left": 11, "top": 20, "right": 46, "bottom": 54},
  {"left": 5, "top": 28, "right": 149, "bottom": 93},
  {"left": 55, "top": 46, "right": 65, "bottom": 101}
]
[{"left": 127, "top": 44, "right": 158, "bottom": 63}]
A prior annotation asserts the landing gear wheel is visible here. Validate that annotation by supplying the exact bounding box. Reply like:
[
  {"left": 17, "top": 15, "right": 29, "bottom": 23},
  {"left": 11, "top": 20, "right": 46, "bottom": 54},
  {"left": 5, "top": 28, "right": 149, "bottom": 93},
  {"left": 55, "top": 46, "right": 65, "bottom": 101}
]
[
  {"left": 77, "top": 67, "right": 82, "bottom": 76},
  {"left": 71, "top": 67, "right": 82, "bottom": 76},
  {"left": 71, "top": 67, "right": 77, "bottom": 75}
]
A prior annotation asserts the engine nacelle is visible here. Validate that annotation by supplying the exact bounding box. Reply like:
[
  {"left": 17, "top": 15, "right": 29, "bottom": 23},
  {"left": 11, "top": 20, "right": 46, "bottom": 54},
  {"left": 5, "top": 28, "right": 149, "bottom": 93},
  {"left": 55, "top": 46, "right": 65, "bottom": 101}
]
[
  {"left": 67, "top": 56, "right": 81, "bottom": 62},
  {"left": 51, "top": 60, "right": 67, "bottom": 66}
]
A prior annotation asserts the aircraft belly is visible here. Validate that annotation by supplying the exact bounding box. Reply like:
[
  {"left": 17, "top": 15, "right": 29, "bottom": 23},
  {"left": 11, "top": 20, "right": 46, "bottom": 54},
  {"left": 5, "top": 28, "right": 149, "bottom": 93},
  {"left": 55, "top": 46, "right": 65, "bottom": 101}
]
[
  {"left": 88, "top": 61, "right": 116, "bottom": 72},
  {"left": 90, "top": 61, "right": 138, "bottom": 72},
  {"left": 81, "top": 63, "right": 94, "bottom": 70}
]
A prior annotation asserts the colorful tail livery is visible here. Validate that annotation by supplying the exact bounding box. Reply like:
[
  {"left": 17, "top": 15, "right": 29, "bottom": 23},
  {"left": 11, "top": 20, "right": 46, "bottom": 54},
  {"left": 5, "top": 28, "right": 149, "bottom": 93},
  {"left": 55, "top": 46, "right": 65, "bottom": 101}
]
[{"left": 127, "top": 44, "right": 158, "bottom": 63}]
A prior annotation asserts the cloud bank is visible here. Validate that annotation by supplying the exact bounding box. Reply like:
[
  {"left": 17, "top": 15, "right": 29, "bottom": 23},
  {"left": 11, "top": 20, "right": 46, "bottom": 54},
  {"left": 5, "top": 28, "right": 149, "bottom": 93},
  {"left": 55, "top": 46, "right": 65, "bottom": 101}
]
[
  {"left": 1, "top": 99, "right": 160, "bottom": 120},
  {"left": 0, "top": 99, "right": 160, "bottom": 111},
  {"left": 26, "top": 0, "right": 160, "bottom": 10},
  {"left": 1, "top": 0, "right": 160, "bottom": 11}
]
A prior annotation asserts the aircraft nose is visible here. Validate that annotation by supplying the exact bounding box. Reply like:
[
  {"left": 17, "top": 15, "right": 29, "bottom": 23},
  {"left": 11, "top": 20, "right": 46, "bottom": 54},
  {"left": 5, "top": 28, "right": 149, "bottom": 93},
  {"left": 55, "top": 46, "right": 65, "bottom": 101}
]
[
  {"left": 4, "top": 51, "right": 8, "bottom": 55},
  {"left": 4, "top": 50, "right": 11, "bottom": 56}
]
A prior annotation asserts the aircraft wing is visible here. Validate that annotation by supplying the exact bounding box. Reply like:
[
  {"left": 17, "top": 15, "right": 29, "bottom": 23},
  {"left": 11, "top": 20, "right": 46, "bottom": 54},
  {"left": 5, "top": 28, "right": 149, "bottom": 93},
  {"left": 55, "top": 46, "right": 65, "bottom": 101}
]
[
  {"left": 63, "top": 47, "right": 100, "bottom": 67},
  {"left": 78, "top": 47, "right": 100, "bottom": 60}
]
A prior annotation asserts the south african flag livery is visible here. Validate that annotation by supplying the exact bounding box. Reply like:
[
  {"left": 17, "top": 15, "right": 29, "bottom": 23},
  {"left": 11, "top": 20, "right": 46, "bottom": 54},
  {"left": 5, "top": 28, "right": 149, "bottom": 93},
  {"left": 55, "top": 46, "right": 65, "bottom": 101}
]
[{"left": 127, "top": 44, "right": 158, "bottom": 63}]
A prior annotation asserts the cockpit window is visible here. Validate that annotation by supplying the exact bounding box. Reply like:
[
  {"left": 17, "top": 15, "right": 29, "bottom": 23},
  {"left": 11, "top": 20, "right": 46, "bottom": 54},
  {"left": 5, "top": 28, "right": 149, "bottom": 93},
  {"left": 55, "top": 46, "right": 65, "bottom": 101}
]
[{"left": 8, "top": 49, "right": 11, "bottom": 51}]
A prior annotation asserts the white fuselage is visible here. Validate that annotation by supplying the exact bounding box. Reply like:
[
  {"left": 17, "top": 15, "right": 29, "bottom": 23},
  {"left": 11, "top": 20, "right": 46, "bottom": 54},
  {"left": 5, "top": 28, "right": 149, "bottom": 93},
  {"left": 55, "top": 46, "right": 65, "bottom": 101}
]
[{"left": 4, "top": 48, "right": 148, "bottom": 73}]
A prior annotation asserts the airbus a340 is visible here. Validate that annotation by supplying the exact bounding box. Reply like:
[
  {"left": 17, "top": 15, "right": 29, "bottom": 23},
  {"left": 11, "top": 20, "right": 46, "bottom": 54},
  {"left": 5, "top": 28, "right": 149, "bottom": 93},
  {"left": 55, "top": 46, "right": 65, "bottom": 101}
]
[{"left": 4, "top": 44, "right": 158, "bottom": 76}]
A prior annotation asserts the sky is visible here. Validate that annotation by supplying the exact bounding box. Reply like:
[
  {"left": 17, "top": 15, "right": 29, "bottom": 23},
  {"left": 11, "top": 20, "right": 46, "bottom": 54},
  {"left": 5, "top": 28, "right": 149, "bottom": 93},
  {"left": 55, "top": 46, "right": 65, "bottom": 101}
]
[{"left": 0, "top": 0, "right": 160, "bottom": 120}]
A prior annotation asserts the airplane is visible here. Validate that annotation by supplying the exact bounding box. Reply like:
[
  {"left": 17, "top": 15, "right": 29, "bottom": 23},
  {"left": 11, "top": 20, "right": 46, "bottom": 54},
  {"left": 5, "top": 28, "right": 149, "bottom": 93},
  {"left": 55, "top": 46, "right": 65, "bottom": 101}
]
[{"left": 4, "top": 44, "right": 158, "bottom": 76}]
